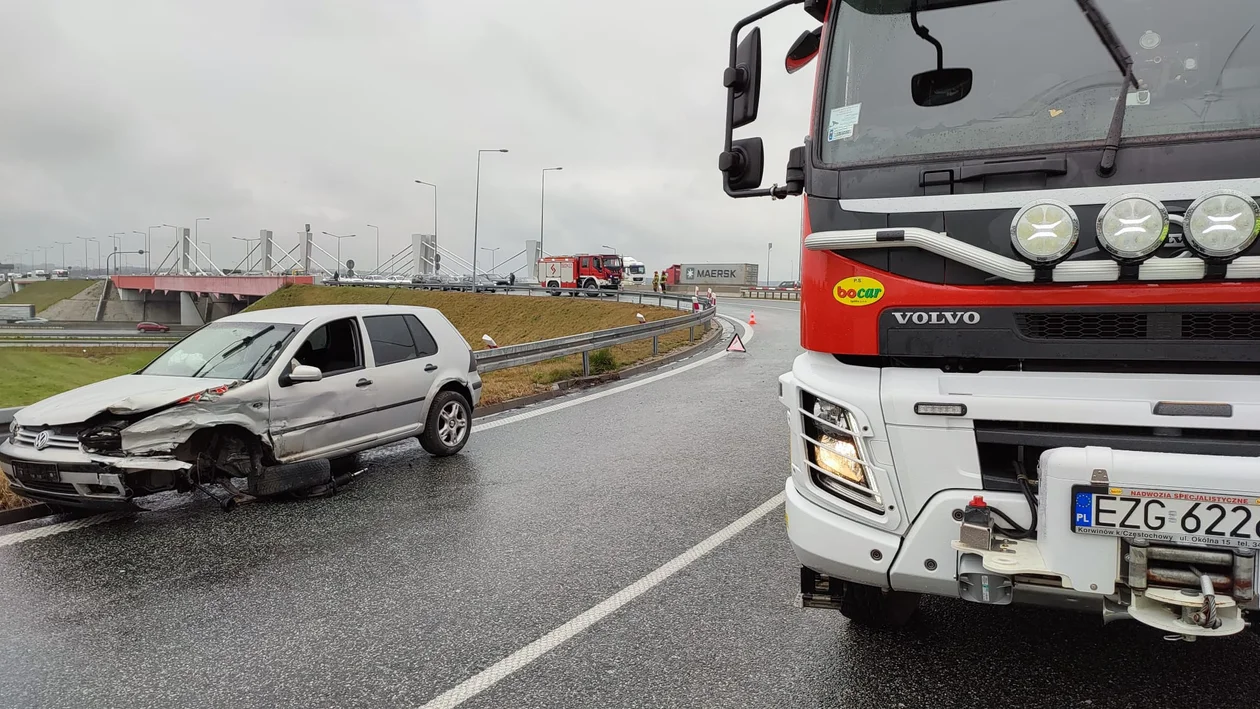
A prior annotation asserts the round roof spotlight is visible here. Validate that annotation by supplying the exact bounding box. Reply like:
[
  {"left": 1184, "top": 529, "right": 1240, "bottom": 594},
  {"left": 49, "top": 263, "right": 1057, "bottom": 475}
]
[
  {"left": 1096, "top": 193, "right": 1169, "bottom": 262},
  {"left": 1011, "top": 200, "right": 1080, "bottom": 265},
  {"left": 1183, "top": 189, "right": 1260, "bottom": 260}
]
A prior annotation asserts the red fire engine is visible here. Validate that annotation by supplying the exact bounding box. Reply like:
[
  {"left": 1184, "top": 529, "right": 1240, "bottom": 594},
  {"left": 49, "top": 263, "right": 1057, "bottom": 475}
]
[
  {"left": 722, "top": 0, "right": 1260, "bottom": 641},
  {"left": 537, "top": 254, "right": 624, "bottom": 293}
]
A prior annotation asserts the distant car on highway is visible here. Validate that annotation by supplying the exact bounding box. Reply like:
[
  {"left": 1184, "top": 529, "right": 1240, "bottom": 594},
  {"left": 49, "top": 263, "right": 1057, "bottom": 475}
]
[
  {"left": 136, "top": 321, "right": 170, "bottom": 332},
  {"left": 1, "top": 304, "right": 482, "bottom": 510}
]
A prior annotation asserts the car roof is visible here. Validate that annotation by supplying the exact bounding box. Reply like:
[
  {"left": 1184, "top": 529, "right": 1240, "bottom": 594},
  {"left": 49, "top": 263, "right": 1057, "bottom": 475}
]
[{"left": 215, "top": 303, "right": 441, "bottom": 326}]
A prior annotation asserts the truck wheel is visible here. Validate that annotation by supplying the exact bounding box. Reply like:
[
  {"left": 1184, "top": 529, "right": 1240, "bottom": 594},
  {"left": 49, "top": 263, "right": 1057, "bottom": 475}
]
[
  {"left": 419, "top": 390, "right": 471, "bottom": 456},
  {"left": 838, "top": 581, "right": 921, "bottom": 629},
  {"left": 583, "top": 280, "right": 599, "bottom": 296}
]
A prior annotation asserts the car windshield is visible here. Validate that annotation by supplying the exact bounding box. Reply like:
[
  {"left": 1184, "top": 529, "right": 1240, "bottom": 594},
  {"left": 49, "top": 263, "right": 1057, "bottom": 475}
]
[
  {"left": 822, "top": 0, "right": 1260, "bottom": 166},
  {"left": 140, "top": 321, "right": 298, "bottom": 380}
]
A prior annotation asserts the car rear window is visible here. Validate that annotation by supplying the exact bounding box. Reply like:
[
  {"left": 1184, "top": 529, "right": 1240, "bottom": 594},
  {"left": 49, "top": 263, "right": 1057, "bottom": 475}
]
[
  {"left": 405, "top": 315, "right": 439, "bottom": 358},
  {"left": 364, "top": 314, "right": 418, "bottom": 366}
]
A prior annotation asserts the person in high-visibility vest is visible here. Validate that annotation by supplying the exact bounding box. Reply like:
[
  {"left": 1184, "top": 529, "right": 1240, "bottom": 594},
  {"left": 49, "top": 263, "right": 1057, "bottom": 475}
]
[
  {"left": 659, "top": 270, "right": 667, "bottom": 293},
  {"left": 652, "top": 271, "right": 660, "bottom": 292}
]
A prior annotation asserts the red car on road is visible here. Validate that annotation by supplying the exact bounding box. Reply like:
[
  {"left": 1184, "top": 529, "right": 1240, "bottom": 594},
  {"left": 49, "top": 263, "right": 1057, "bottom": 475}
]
[{"left": 136, "top": 321, "right": 170, "bottom": 333}]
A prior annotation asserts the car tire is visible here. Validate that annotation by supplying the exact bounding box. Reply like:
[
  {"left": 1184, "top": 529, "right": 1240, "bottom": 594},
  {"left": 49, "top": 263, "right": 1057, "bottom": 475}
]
[
  {"left": 419, "top": 390, "right": 471, "bottom": 457},
  {"left": 838, "top": 581, "right": 921, "bottom": 629}
]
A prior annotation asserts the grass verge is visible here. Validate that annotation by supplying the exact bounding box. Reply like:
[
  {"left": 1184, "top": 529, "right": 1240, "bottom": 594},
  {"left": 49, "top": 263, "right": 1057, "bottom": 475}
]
[{"left": 0, "top": 280, "right": 98, "bottom": 314}]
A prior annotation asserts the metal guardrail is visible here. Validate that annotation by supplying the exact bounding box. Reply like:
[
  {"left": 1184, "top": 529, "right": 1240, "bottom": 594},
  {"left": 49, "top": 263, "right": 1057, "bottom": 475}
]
[
  {"left": 0, "top": 407, "right": 16, "bottom": 427},
  {"left": 475, "top": 303, "right": 714, "bottom": 373},
  {"left": 740, "top": 287, "right": 800, "bottom": 300}
]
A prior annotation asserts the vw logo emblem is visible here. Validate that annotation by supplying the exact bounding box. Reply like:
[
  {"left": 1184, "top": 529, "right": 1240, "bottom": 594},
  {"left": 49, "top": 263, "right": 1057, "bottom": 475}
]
[{"left": 33, "top": 430, "right": 52, "bottom": 450}]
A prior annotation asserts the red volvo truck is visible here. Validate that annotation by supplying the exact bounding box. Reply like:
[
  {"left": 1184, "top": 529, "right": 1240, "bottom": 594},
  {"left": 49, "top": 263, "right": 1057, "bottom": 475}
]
[{"left": 722, "top": 0, "right": 1260, "bottom": 640}]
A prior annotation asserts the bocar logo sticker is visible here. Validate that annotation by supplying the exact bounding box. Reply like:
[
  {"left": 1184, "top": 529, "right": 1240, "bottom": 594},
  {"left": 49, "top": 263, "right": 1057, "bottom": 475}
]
[{"left": 833, "top": 276, "right": 884, "bottom": 306}]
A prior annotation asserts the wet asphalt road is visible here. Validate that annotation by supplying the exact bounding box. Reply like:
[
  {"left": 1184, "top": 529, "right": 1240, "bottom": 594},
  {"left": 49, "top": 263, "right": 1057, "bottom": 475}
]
[{"left": 2, "top": 301, "right": 1259, "bottom": 709}]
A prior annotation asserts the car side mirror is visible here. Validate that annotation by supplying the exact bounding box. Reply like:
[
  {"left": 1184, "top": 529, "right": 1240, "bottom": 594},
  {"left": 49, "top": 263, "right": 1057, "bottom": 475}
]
[
  {"left": 785, "top": 27, "right": 821, "bottom": 74},
  {"left": 911, "top": 67, "right": 973, "bottom": 107},
  {"left": 724, "top": 27, "right": 762, "bottom": 129},
  {"left": 288, "top": 365, "right": 323, "bottom": 383},
  {"left": 719, "top": 137, "right": 765, "bottom": 192}
]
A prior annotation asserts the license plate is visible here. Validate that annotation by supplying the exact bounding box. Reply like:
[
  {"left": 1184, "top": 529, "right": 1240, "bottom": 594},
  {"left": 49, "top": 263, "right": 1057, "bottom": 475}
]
[
  {"left": 1072, "top": 484, "right": 1260, "bottom": 550},
  {"left": 12, "top": 461, "right": 60, "bottom": 484}
]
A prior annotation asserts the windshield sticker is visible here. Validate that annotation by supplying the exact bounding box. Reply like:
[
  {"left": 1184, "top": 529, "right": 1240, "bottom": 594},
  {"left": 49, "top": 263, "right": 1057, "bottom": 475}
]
[
  {"left": 1126, "top": 90, "right": 1151, "bottom": 106},
  {"left": 827, "top": 103, "right": 861, "bottom": 141},
  {"left": 833, "top": 276, "right": 884, "bottom": 306}
]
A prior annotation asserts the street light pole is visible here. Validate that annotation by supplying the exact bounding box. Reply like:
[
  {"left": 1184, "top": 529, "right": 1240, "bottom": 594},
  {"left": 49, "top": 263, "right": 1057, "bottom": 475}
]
[
  {"left": 76, "top": 237, "right": 93, "bottom": 276},
  {"left": 194, "top": 217, "right": 209, "bottom": 268},
  {"left": 540, "top": 167, "right": 563, "bottom": 257},
  {"left": 766, "top": 241, "right": 773, "bottom": 287},
  {"left": 366, "top": 224, "right": 380, "bottom": 273},
  {"left": 55, "top": 241, "right": 70, "bottom": 270},
  {"left": 321, "top": 232, "right": 356, "bottom": 273},
  {"left": 480, "top": 247, "right": 500, "bottom": 272},
  {"left": 414, "top": 180, "right": 438, "bottom": 250},
  {"left": 472, "top": 149, "right": 509, "bottom": 280},
  {"left": 146, "top": 226, "right": 161, "bottom": 273},
  {"left": 232, "top": 236, "right": 259, "bottom": 272},
  {"left": 161, "top": 224, "right": 179, "bottom": 273}
]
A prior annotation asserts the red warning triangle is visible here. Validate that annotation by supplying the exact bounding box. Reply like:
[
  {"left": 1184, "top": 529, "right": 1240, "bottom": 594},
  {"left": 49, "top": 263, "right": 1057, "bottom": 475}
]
[{"left": 726, "top": 333, "right": 747, "bottom": 352}]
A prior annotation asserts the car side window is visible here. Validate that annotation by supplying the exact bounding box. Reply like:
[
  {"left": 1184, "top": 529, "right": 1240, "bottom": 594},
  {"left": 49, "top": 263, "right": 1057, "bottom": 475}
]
[
  {"left": 293, "top": 317, "right": 363, "bottom": 376},
  {"left": 404, "top": 315, "right": 440, "bottom": 358},
  {"left": 364, "top": 314, "right": 420, "bottom": 366}
]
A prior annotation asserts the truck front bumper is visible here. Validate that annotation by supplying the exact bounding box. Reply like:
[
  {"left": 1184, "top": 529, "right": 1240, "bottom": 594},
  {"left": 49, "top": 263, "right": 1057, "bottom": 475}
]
[{"left": 780, "top": 352, "right": 1260, "bottom": 637}]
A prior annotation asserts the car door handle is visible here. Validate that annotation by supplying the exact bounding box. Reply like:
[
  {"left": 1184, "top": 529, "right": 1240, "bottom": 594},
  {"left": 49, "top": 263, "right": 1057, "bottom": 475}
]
[
  {"left": 356, "top": 378, "right": 373, "bottom": 388},
  {"left": 424, "top": 364, "right": 438, "bottom": 372}
]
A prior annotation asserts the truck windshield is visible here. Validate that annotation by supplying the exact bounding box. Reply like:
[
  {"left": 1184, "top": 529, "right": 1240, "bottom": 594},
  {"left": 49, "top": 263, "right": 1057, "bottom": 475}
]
[
  {"left": 822, "top": 0, "right": 1260, "bottom": 166},
  {"left": 604, "top": 258, "right": 623, "bottom": 269}
]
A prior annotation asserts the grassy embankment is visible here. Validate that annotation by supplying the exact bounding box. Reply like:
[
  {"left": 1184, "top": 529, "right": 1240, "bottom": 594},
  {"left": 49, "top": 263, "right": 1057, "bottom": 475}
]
[
  {"left": 0, "top": 279, "right": 97, "bottom": 314},
  {"left": 244, "top": 284, "right": 706, "bottom": 402},
  {"left": 0, "top": 285, "right": 711, "bottom": 509}
]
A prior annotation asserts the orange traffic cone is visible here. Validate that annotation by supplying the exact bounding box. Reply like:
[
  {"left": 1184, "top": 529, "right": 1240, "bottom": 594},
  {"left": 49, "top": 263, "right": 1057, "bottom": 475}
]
[{"left": 748, "top": 311, "right": 757, "bottom": 326}]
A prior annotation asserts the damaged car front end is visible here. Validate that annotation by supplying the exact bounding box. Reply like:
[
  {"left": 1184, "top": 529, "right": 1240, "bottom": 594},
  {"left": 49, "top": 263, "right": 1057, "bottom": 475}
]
[{"left": 0, "top": 321, "right": 297, "bottom": 510}]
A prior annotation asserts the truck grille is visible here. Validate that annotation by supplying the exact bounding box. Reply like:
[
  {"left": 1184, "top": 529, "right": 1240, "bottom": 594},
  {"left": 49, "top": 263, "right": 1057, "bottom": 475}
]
[{"left": 1016, "top": 311, "right": 1260, "bottom": 341}]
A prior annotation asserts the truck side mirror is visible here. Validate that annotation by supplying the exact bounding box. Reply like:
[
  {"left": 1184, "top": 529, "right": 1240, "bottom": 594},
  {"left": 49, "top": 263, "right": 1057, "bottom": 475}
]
[
  {"left": 719, "top": 137, "right": 765, "bottom": 192},
  {"left": 724, "top": 27, "right": 762, "bottom": 128},
  {"left": 785, "top": 27, "right": 821, "bottom": 74}
]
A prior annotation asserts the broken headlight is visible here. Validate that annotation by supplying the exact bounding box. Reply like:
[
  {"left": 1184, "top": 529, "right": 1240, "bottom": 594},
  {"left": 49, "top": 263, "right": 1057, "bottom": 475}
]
[
  {"left": 79, "top": 424, "right": 123, "bottom": 454},
  {"left": 801, "top": 392, "right": 881, "bottom": 511}
]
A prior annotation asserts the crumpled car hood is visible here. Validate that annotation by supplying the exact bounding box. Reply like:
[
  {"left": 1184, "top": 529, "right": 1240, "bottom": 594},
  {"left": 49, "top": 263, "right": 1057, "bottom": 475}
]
[{"left": 15, "top": 374, "right": 237, "bottom": 427}]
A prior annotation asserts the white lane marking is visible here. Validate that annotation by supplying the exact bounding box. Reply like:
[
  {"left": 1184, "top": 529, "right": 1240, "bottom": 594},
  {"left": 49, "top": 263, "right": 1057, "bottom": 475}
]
[
  {"left": 417, "top": 491, "right": 786, "bottom": 709},
  {"left": 0, "top": 316, "right": 752, "bottom": 547},
  {"left": 0, "top": 512, "right": 132, "bottom": 547},
  {"left": 474, "top": 314, "right": 752, "bottom": 433}
]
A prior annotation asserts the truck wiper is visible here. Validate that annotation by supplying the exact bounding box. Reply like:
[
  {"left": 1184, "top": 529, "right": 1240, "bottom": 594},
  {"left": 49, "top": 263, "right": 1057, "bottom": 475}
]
[{"left": 1074, "top": 0, "right": 1140, "bottom": 176}]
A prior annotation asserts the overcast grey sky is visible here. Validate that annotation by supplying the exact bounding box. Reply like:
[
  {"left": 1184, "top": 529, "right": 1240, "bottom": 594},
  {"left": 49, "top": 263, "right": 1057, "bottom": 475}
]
[{"left": 0, "top": 0, "right": 815, "bottom": 279}]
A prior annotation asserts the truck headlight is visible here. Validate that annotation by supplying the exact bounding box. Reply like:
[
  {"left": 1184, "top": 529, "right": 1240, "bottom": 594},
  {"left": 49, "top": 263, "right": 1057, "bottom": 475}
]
[
  {"left": 801, "top": 392, "right": 881, "bottom": 510},
  {"left": 1184, "top": 189, "right": 1260, "bottom": 259},
  {"left": 1011, "top": 200, "right": 1079, "bottom": 265},
  {"left": 1096, "top": 193, "right": 1168, "bottom": 261}
]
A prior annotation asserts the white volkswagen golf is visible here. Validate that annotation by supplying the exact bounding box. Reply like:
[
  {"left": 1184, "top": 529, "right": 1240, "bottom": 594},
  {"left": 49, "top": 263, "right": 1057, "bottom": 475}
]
[{"left": 1, "top": 304, "right": 482, "bottom": 510}]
